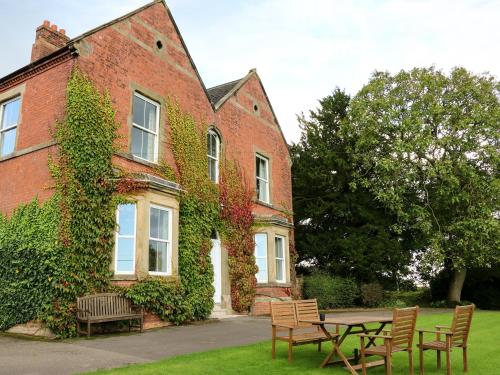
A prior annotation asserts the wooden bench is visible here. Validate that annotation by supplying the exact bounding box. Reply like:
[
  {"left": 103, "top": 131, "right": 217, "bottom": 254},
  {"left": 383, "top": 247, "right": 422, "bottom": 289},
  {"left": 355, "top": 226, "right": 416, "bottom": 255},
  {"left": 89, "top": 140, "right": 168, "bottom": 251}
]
[
  {"left": 76, "top": 293, "right": 144, "bottom": 337},
  {"left": 270, "top": 299, "right": 337, "bottom": 362}
]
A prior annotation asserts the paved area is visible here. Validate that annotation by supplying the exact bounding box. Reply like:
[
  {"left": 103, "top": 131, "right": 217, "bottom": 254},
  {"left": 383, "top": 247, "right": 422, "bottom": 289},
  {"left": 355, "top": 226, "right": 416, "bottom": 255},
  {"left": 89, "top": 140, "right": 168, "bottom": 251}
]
[{"left": 0, "top": 309, "right": 447, "bottom": 375}]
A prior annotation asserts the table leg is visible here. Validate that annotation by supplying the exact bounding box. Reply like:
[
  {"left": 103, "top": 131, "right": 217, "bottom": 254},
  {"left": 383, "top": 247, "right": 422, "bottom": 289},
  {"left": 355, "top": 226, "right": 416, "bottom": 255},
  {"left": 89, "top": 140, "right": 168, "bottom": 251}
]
[{"left": 366, "top": 322, "right": 387, "bottom": 348}]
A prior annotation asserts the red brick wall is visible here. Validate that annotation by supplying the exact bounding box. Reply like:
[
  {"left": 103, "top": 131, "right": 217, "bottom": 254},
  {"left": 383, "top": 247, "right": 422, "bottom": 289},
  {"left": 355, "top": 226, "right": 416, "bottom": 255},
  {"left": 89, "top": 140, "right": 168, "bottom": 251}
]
[
  {"left": 252, "top": 285, "right": 292, "bottom": 315},
  {"left": 215, "top": 74, "right": 293, "bottom": 219},
  {"left": 0, "top": 59, "right": 73, "bottom": 215}
]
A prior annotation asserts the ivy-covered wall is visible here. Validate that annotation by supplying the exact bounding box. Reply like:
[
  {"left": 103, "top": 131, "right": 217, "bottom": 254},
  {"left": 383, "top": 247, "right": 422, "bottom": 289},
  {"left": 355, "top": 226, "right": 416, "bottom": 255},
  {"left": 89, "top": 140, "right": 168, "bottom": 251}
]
[{"left": 0, "top": 70, "right": 258, "bottom": 337}]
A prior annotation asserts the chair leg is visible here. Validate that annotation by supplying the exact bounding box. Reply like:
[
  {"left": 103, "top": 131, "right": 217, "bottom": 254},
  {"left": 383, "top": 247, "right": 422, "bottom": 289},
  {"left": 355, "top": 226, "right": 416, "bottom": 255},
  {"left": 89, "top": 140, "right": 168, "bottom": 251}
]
[
  {"left": 409, "top": 349, "right": 414, "bottom": 375},
  {"left": 288, "top": 339, "right": 293, "bottom": 362},
  {"left": 463, "top": 347, "right": 468, "bottom": 372},
  {"left": 437, "top": 351, "right": 441, "bottom": 369},
  {"left": 360, "top": 345, "right": 367, "bottom": 375},
  {"left": 271, "top": 326, "right": 276, "bottom": 359},
  {"left": 446, "top": 349, "right": 451, "bottom": 375},
  {"left": 386, "top": 354, "right": 393, "bottom": 375},
  {"left": 419, "top": 347, "right": 424, "bottom": 375}
]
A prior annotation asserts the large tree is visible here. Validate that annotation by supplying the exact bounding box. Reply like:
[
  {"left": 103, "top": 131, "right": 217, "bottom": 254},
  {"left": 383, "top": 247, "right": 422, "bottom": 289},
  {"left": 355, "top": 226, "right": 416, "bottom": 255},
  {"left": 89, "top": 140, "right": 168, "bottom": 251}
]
[
  {"left": 347, "top": 67, "right": 500, "bottom": 302},
  {"left": 291, "top": 89, "right": 417, "bottom": 288}
]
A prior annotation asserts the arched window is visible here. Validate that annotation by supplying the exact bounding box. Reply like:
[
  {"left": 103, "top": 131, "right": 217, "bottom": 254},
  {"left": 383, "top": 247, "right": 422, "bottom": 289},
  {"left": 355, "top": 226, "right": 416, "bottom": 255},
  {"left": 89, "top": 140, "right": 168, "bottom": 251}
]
[{"left": 207, "top": 129, "right": 220, "bottom": 183}]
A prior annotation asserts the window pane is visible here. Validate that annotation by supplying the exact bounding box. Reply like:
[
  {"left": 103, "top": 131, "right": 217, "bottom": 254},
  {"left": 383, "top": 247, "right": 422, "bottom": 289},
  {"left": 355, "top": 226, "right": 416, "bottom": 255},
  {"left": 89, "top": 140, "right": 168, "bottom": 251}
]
[
  {"left": 276, "top": 258, "right": 284, "bottom": 281},
  {"left": 116, "top": 238, "right": 134, "bottom": 272},
  {"left": 118, "top": 204, "right": 135, "bottom": 235},
  {"left": 149, "top": 241, "right": 157, "bottom": 272},
  {"left": 157, "top": 241, "right": 168, "bottom": 273},
  {"left": 257, "top": 179, "right": 268, "bottom": 202},
  {"left": 131, "top": 126, "right": 142, "bottom": 157},
  {"left": 159, "top": 209, "right": 169, "bottom": 240},
  {"left": 275, "top": 237, "right": 284, "bottom": 259},
  {"left": 144, "top": 101, "right": 157, "bottom": 131},
  {"left": 1, "top": 98, "right": 20, "bottom": 129},
  {"left": 256, "top": 258, "right": 268, "bottom": 282},
  {"left": 256, "top": 156, "right": 268, "bottom": 179},
  {"left": 0, "top": 128, "right": 16, "bottom": 156},
  {"left": 255, "top": 233, "right": 267, "bottom": 257},
  {"left": 143, "top": 131, "right": 155, "bottom": 161},
  {"left": 208, "top": 158, "right": 216, "bottom": 182},
  {"left": 150, "top": 207, "right": 159, "bottom": 238},
  {"left": 133, "top": 95, "right": 145, "bottom": 127}
]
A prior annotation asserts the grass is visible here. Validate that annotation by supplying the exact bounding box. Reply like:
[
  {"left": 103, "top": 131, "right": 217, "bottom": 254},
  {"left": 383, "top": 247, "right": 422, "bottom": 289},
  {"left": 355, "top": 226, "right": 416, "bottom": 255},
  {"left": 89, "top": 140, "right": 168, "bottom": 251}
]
[{"left": 87, "top": 311, "right": 499, "bottom": 375}]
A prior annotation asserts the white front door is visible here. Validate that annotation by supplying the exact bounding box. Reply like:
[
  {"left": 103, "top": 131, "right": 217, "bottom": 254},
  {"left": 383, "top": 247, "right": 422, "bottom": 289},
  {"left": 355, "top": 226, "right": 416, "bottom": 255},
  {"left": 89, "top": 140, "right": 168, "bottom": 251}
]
[{"left": 210, "top": 238, "right": 222, "bottom": 304}]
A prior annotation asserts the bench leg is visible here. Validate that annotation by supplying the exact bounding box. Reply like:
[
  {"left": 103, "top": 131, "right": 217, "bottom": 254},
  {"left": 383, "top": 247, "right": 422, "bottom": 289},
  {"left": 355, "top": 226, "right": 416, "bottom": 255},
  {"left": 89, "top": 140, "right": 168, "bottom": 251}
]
[
  {"left": 129, "top": 320, "right": 131, "bottom": 332},
  {"left": 318, "top": 341, "right": 322, "bottom": 352},
  {"left": 87, "top": 320, "right": 91, "bottom": 338},
  {"left": 271, "top": 326, "right": 276, "bottom": 359},
  {"left": 140, "top": 316, "right": 144, "bottom": 333}
]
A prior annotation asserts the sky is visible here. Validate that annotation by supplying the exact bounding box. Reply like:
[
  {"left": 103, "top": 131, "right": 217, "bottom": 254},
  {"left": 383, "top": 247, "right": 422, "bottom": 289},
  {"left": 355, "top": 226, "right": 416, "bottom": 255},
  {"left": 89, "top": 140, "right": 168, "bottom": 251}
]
[{"left": 0, "top": 0, "right": 498, "bottom": 143}]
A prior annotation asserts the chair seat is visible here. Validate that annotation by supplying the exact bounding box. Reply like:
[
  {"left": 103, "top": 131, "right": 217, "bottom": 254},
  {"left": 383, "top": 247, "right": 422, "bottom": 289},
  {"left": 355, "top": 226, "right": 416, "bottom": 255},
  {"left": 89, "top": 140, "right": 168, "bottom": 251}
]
[
  {"left": 365, "top": 344, "right": 406, "bottom": 356},
  {"left": 277, "top": 330, "right": 336, "bottom": 343},
  {"left": 418, "top": 340, "right": 462, "bottom": 351}
]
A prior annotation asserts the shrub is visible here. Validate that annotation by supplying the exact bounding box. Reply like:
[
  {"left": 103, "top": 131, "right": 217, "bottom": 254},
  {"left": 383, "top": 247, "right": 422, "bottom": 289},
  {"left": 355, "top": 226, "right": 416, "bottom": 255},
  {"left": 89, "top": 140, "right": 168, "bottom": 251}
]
[
  {"left": 361, "top": 282, "right": 384, "bottom": 307},
  {"left": 302, "top": 272, "right": 359, "bottom": 309},
  {"left": 384, "top": 289, "right": 431, "bottom": 307}
]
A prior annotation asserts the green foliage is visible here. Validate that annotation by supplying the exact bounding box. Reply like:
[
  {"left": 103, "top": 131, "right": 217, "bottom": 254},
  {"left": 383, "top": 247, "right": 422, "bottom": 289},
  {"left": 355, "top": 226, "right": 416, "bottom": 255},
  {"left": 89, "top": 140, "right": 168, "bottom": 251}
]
[
  {"left": 219, "top": 161, "right": 257, "bottom": 312},
  {"left": 360, "top": 282, "right": 384, "bottom": 307},
  {"left": 0, "top": 198, "right": 63, "bottom": 330},
  {"left": 122, "top": 278, "right": 191, "bottom": 325},
  {"left": 347, "top": 67, "right": 500, "bottom": 301},
  {"left": 167, "top": 100, "right": 218, "bottom": 320},
  {"left": 383, "top": 289, "right": 431, "bottom": 308},
  {"left": 302, "top": 272, "right": 359, "bottom": 309},
  {"left": 291, "top": 89, "right": 417, "bottom": 287}
]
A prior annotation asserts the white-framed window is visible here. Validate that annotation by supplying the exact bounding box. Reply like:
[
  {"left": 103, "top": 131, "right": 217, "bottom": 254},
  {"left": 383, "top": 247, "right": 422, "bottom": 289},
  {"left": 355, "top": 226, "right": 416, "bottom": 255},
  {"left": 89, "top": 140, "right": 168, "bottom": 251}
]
[
  {"left": 149, "top": 205, "right": 172, "bottom": 276},
  {"left": 275, "top": 235, "right": 286, "bottom": 283},
  {"left": 207, "top": 129, "right": 220, "bottom": 183},
  {"left": 254, "top": 233, "right": 268, "bottom": 283},
  {"left": 131, "top": 92, "right": 160, "bottom": 162},
  {"left": 115, "top": 203, "right": 137, "bottom": 274},
  {"left": 0, "top": 96, "right": 21, "bottom": 157},
  {"left": 256, "top": 154, "right": 270, "bottom": 203}
]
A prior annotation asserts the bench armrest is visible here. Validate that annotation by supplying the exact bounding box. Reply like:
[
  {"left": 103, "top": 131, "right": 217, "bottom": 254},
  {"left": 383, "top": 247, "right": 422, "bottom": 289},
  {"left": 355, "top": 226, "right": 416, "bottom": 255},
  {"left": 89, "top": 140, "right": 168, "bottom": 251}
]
[
  {"left": 417, "top": 329, "right": 453, "bottom": 335},
  {"left": 272, "top": 323, "right": 296, "bottom": 330}
]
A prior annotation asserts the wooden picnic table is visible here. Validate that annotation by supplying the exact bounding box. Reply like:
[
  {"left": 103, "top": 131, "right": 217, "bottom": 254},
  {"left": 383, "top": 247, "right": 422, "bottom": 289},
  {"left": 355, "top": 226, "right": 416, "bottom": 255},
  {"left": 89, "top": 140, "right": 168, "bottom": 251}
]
[{"left": 300, "top": 314, "right": 393, "bottom": 372}]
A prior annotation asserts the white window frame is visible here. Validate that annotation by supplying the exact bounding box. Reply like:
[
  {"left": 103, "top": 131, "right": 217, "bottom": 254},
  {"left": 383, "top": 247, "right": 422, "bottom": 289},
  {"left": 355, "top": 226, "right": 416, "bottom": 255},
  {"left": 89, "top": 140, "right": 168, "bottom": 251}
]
[
  {"left": 207, "top": 129, "right": 220, "bottom": 183},
  {"left": 0, "top": 96, "right": 21, "bottom": 157},
  {"left": 148, "top": 204, "right": 172, "bottom": 276},
  {"left": 275, "top": 235, "right": 286, "bottom": 283},
  {"left": 132, "top": 92, "right": 160, "bottom": 163},
  {"left": 256, "top": 154, "right": 270, "bottom": 204},
  {"left": 114, "top": 203, "right": 137, "bottom": 275},
  {"left": 254, "top": 233, "right": 268, "bottom": 283}
]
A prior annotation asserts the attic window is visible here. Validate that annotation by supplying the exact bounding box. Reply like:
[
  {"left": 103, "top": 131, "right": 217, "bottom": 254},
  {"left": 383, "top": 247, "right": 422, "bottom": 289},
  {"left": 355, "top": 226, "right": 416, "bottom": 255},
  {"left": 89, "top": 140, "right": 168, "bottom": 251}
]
[{"left": 156, "top": 40, "right": 163, "bottom": 50}]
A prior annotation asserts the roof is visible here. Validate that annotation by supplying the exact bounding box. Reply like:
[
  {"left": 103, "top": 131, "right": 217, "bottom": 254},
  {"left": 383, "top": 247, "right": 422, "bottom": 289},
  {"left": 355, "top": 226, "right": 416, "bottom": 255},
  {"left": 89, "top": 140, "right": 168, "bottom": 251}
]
[{"left": 207, "top": 78, "right": 244, "bottom": 105}]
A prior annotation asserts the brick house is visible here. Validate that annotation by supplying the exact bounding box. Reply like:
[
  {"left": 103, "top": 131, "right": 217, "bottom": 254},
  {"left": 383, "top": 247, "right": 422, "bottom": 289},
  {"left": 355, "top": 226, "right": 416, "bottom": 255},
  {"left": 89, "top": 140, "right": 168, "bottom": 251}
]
[{"left": 0, "top": 0, "right": 293, "bottom": 317}]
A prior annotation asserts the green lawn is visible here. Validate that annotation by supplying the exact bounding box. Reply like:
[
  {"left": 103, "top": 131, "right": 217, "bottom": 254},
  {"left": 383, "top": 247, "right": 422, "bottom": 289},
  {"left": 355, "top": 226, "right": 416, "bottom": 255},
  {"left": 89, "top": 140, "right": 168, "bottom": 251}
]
[{"left": 88, "top": 311, "right": 499, "bottom": 375}]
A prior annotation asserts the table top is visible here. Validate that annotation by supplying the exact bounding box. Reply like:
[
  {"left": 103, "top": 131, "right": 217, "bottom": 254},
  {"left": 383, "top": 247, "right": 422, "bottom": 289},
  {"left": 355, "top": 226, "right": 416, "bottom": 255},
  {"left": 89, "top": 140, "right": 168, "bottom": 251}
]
[{"left": 300, "top": 316, "right": 392, "bottom": 326}]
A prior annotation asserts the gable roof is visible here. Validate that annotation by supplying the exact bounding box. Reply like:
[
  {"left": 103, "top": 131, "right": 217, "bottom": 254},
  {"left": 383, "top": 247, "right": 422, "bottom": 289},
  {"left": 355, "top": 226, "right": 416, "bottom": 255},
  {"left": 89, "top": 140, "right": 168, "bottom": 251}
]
[
  {"left": 0, "top": 0, "right": 215, "bottom": 110},
  {"left": 207, "top": 78, "right": 244, "bottom": 105},
  {"left": 209, "top": 69, "right": 290, "bottom": 156}
]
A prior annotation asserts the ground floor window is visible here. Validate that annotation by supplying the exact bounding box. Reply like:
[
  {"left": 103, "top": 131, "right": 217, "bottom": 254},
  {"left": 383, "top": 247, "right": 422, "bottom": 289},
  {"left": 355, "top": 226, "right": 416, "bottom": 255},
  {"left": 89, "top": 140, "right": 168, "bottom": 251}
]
[
  {"left": 115, "top": 203, "right": 136, "bottom": 274},
  {"left": 254, "top": 233, "right": 268, "bottom": 283},
  {"left": 275, "top": 235, "right": 286, "bottom": 283},
  {"left": 149, "top": 205, "right": 172, "bottom": 275}
]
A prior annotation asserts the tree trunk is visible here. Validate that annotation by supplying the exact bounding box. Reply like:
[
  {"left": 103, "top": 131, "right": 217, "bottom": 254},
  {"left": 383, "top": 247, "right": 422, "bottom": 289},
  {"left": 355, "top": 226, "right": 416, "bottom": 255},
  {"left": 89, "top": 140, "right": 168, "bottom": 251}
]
[{"left": 447, "top": 268, "right": 467, "bottom": 303}]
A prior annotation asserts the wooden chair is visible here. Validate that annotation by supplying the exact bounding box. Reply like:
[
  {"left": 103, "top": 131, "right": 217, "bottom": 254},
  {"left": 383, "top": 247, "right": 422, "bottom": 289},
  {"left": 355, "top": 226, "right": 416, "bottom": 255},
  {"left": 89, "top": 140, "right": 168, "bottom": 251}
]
[
  {"left": 270, "top": 299, "right": 334, "bottom": 362},
  {"left": 417, "top": 304, "right": 474, "bottom": 375},
  {"left": 359, "top": 306, "right": 419, "bottom": 375}
]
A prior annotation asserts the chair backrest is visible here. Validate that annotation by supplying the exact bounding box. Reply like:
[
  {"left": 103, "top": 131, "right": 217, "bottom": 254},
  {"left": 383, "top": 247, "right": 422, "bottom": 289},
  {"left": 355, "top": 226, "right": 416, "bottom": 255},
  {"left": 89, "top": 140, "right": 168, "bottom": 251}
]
[
  {"left": 76, "top": 293, "right": 133, "bottom": 319},
  {"left": 390, "top": 306, "right": 419, "bottom": 349},
  {"left": 270, "top": 301, "right": 297, "bottom": 331},
  {"left": 451, "top": 304, "right": 474, "bottom": 346},
  {"left": 294, "top": 299, "right": 320, "bottom": 330}
]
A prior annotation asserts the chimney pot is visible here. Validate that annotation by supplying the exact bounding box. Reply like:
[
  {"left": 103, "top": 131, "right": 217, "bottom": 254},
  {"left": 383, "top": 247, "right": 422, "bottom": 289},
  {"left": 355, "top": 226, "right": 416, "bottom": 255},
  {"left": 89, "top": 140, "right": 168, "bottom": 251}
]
[
  {"left": 43, "top": 20, "right": 50, "bottom": 27},
  {"left": 50, "top": 24, "right": 57, "bottom": 31},
  {"left": 59, "top": 29, "right": 66, "bottom": 35},
  {"left": 31, "top": 21, "right": 70, "bottom": 62}
]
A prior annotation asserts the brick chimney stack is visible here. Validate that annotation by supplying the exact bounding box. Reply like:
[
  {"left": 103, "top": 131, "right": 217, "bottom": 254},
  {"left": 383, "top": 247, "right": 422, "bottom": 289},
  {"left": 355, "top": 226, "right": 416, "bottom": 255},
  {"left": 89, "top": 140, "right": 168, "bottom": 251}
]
[{"left": 30, "top": 20, "right": 70, "bottom": 63}]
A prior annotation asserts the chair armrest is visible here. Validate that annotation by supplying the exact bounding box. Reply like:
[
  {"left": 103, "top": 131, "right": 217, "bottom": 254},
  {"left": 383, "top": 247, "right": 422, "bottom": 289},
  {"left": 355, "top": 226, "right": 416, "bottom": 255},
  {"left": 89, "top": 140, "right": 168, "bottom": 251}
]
[
  {"left": 272, "top": 323, "right": 296, "bottom": 330},
  {"left": 358, "top": 333, "right": 393, "bottom": 339},
  {"left": 417, "top": 329, "right": 453, "bottom": 335},
  {"left": 435, "top": 325, "right": 451, "bottom": 330}
]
